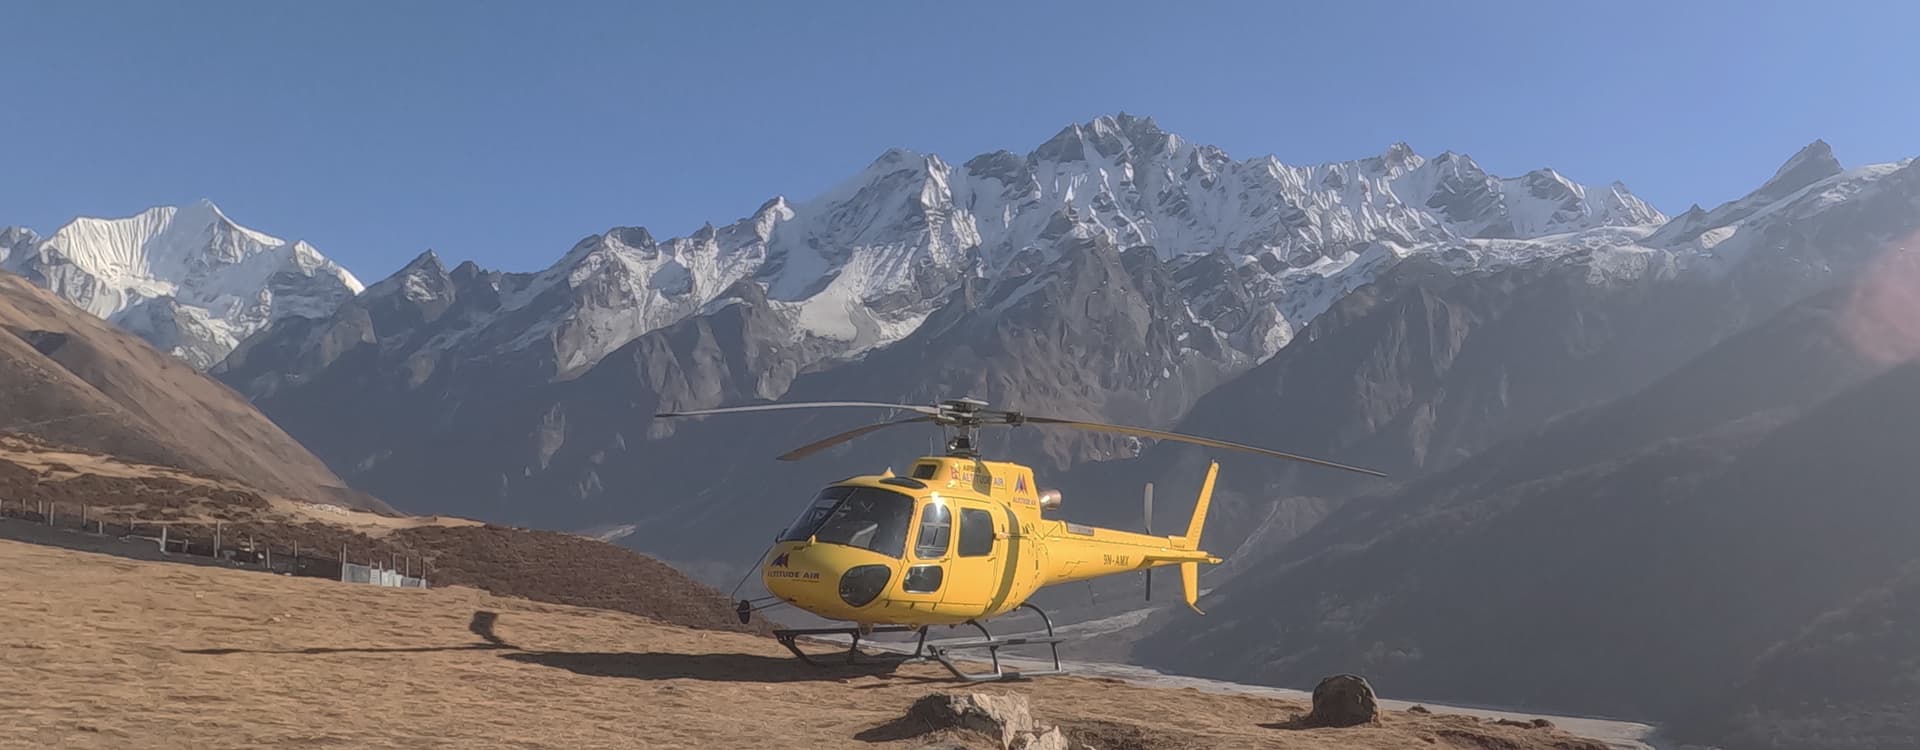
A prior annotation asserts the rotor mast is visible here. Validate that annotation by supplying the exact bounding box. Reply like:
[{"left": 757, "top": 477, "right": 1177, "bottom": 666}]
[{"left": 938, "top": 397, "right": 990, "bottom": 457}]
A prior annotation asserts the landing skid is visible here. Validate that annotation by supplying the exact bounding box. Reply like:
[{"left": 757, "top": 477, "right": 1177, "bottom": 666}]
[
  {"left": 773, "top": 624, "right": 927, "bottom": 667},
  {"left": 771, "top": 603, "right": 1067, "bottom": 683}
]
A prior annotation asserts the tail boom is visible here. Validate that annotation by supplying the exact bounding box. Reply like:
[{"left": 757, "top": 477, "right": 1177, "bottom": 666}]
[{"left": 1036, "top": 461, "right": 1223, "bottom": 614}]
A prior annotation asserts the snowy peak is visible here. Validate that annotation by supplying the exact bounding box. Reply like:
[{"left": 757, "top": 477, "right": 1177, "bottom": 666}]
[
  {"left": 1, "top": 201, "right": 363, "bottom": 368},
  {"left": 1758, "top": 139, "right": 1844, "bottom": 202},
  {"left": 363, "top": 249, "right": 451, "bottom": 304},
  {"left": 1650, "top": 139, "right": 1852, "bottom": 246},
  {"left": 1495, "top": 168, "right": 1667, "bottom": 237}
]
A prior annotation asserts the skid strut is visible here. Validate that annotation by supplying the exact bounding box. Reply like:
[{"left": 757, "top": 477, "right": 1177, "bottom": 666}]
[
  {"left": 772, "top": 625, "right": 928, "bottom": 667},
  {"left": 925, "top": 603, "right": 1067, "bottom": 682}
]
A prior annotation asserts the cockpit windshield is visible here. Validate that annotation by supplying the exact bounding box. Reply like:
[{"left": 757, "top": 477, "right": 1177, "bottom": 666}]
[{"left": 779, "top": 486, "right": 915, "bottom": 558}]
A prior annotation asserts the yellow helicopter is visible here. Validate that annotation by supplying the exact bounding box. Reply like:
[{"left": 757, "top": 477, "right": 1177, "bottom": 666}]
[{"left": 655, "top": 397, "right": 1385, "bottom": 681}]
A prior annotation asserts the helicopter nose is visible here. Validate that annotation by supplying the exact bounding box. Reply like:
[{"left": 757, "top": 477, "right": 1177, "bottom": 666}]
[
  {"left": 760, "top": 544, "right": 821, "bottom": 586},
  {"left": 760, "top": 542, "right": 898, "bottom": 615},
  {"left": 763, "top": 543, "right": 827, "bottom": 591}
]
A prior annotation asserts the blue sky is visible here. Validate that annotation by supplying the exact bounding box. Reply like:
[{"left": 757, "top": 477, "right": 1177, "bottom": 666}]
[{"left": 3, "top": 0, "right": 1915, "bottom": 281}]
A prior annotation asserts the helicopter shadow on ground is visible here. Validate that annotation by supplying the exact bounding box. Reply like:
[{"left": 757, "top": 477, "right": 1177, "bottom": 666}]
[
  {"left": 498, "top": 649, "right": 936, "bottom": 684},
  {"left": 184, "top": 609, "right": 941, "bottom": 684}
]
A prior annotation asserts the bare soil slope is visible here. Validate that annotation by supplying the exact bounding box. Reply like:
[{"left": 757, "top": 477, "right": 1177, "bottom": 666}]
[
  {"left": 0, "top": 538, "right": 1612, "bottom": 750},
  {"left": 0, "top": 272, "right": 386, "bottom": 511},
  {"left": 0, "top": 436, "right": 759, "bottom": 635}
]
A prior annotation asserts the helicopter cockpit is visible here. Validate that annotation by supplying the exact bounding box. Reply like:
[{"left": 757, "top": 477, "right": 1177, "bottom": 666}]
[{"left": 779, "top": 485, "right": 915, "bottom": 558}]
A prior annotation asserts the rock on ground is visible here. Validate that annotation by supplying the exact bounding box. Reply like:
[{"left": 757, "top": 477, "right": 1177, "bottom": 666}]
[{"left": 1304, "top": 674, "right": 1381, "bottom": 728}]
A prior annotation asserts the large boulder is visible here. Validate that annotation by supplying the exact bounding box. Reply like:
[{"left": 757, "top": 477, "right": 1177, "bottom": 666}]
[
  {"left": 898, "top": 693, "right": 1087, "bottom": 750},
  {"left": 905, "top": 692, "right": 1038, "bottom": 749},
  {"left": 1304, "top": 674, "right": 1381, "bottom": 727}
]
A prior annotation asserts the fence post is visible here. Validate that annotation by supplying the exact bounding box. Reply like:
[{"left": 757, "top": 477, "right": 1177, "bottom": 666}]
[
  {"left": 159, "top": 525, "right": 168, "bottom": 553},
  {"left": 265, "top": 546, "right": 272, "bottom": 571},
  {"left": 80, "top": 504, "right": 87, "bottom": 528},
  {"left": 212, "top": 522, "right": 222, "bottom": 559}
]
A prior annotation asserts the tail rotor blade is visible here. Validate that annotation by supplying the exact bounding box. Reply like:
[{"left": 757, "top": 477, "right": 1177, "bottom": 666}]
[
  {"left": 1145, "top": 482, "right": 1154, "bottom": 602},
  {"left": 1144, "top": 482, "right": 1154, "bottom": 535}
]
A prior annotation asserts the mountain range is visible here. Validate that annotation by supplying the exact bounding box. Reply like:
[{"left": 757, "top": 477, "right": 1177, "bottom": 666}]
[{"left": 5, "top": 114, "right": 1917, "bottom": 749}]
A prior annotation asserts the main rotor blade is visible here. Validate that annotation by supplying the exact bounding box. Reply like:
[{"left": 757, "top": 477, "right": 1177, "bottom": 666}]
[
  {"left": 776, "top": 416, "right": 936, "bottom": 461},
  {"left": 656, "top": 400, "right": 940, "bottom": 419},
  {"left": 1016, "top": 416, "right": 1388, "bottom": 478}
]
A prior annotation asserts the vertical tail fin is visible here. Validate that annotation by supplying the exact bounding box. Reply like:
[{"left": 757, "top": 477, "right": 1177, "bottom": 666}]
[
  {"left": 1179, "top": 461, "right": 1218, "bottom": 614},
  {"left": 1175, "top": 461, "right": 1219, "bottom": 548}
]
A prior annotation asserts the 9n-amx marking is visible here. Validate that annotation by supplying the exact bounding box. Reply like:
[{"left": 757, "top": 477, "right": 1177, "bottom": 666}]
[{"left": 655, "top": 397, "right": 1385, "bottom": 682}]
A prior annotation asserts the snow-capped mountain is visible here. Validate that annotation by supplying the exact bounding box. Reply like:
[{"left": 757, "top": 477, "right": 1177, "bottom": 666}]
[
  {"left": 0, "top": 200, "right": 363, "bottom": 368},
  {"left": 332, "top": 113, "right": 1666, "bottom": 384}
]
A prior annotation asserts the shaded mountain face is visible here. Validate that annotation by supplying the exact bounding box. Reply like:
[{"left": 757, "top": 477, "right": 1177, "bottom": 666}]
[
  {"left": 1694, "top": 561, "right": 1920, "bottom": 750},
  {"left": 0, "top": 273, "right": 386, "bottom": 512},
  {"left": 1039, "top": 149, "right": 1920, "bottom": 569},
  {"left": 1128, "top": 252, "right": 1920, "bottom": 736},
  {"left": 0, "top": 200, "right": 362, "bottom": 369}
]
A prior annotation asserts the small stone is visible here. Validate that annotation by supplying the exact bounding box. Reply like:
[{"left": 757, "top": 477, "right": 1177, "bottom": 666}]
[{"left": 1407, "top": 705, "right": 1432, "bottom": 715}]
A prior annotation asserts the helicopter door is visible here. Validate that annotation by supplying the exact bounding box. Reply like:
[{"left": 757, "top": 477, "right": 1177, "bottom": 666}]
[
  {"left": 942, "top": 504, "right": 1001, "bottom": 609},
  {"left": 899, "top": 499, "right": 952, "bottom": 605}
]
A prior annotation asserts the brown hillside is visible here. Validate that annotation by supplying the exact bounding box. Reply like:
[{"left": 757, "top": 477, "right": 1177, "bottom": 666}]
[{"left": 0, "top": 272, "right": 387, "bottom": 512}]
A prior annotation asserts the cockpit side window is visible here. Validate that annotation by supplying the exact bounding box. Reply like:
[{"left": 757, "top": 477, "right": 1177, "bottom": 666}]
[
  {"left": 958, "top": 508, "right": 995, "bottom": 557},
  {"left": 780, "top": 486, "right": 915, "bottom": 559},
  {"left": 914, "top": 501, "right": 952, "bottom": 559}
]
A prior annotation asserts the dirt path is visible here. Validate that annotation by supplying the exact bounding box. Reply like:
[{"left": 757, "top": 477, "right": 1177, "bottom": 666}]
[{"left": 0, "top": 536, "right": 1626, "bottom": 749}]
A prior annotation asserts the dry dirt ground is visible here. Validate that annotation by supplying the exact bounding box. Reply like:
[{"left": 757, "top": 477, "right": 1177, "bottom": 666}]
[{"left": 1, "top": 538, "right": 1615, "bottom": 750}]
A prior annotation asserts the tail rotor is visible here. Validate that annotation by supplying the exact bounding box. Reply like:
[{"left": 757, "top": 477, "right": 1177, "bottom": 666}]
[{"left": 1143, "top": 482, "right": 1154, "bottom": 601}]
